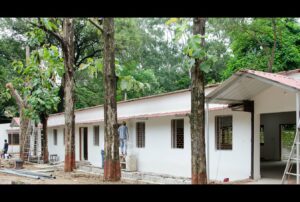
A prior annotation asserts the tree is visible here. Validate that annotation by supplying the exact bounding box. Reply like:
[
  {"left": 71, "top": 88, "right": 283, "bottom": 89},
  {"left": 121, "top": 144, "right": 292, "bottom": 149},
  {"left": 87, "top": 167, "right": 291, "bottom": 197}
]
[
  {"left": 89, "top": 18, "right": 121, "bottom": 181},
  {"left": 10, "top": 45, "right": 62, "bottom": 163},
  {"left": 30, "top": 18, "right": 76, "bottom": 172},
  {"left": 167, "top": 17, "right": 211, "bottom": 184},
  {"left": 102, "top": 18, "right": 121, "bottom": 181},
  {"left": 190, "top": 18, "right": 208, "bottom": 184},
  {"left": 6, "top": 46, "right": 31, "bottom": 161},
  {"left": 217, "top": 18, "right": 300, "bottom": 78}
]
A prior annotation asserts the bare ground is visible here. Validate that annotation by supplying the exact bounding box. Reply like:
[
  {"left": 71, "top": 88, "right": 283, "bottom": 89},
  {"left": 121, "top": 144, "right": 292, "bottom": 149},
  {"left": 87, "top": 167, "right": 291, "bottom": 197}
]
[{"left": 0, "top": 160, "right": 146, "bottom": 184}]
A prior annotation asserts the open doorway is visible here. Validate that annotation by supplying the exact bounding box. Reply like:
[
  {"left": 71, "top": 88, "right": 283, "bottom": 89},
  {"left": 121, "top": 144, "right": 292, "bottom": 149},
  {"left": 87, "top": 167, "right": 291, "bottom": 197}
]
[
  {"left": 260, "top": 112, "right": 296, "bottom": 181},
  {"left": 280, "top": 124, "right": 296, "bottom": 160},
  {"left": 79, "top": 127, "right": 88, "bottom": 161}
]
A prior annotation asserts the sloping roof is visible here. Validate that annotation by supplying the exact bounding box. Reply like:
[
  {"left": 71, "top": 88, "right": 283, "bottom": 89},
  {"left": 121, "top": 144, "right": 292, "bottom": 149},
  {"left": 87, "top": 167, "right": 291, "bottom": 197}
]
[
  {"left": 10, "top": 117, "right": 20, "bottom": 127},
  {"left": 47, "top": 105, "right": 227, "bottom": 127},
  {"left": 206, "top": 69, "right": 300, "bottom": 104},
  {"left": 278, "top": 69, "right": 300, "bottom": 76},
  {"left": 241, "top": 70, "right": 300, "bottom": 91}
]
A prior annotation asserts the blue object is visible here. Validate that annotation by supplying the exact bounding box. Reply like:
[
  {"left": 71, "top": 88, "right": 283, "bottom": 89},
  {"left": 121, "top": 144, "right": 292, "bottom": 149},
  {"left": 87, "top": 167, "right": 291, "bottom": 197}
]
[{"left": 101, "top": 150, "right": 105, "bottom": 168}]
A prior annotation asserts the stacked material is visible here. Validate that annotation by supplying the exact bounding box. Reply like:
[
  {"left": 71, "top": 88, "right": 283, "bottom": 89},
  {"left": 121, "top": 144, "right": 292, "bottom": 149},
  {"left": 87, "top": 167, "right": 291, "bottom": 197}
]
[{"left": 0, "top": 168, "right": 56, "bottom": 179}]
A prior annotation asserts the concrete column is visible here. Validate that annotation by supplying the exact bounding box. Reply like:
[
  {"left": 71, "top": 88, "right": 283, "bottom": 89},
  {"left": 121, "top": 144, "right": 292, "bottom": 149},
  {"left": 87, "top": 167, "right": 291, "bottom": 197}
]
[
  {"left": 296, "top": 93, "right": 300, "bottom": 184},
  {"left": 253, "top": 113, "right": 261, "bottom": 180}
]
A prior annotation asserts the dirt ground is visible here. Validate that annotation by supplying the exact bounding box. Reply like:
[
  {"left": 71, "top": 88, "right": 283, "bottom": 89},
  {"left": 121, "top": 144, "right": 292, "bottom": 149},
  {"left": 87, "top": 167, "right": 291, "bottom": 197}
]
[{"left": 0, "top": 160, "right": 146, "bottom": 184}]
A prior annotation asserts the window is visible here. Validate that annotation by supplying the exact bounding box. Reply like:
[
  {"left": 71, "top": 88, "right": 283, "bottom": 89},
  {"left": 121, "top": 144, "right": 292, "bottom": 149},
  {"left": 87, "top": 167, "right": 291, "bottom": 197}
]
[
  {"left": 260, "top": 125, "right": 264, "bottom": 145},
  {"left": 53, "top": 129, "right": 58, "bottom": 145},
  {"left": 63, "top": 128, "right": 65, "bottom": 145},
  {"left": 94, "top": 126, "right": 100, "bottom": 146},
  {"left": 8, "top": 133, "right": 19, "bottom": 145},
  {"left": 136, "top": 122, "right": 145, "bottom": 148},
  {"left": 171, "top": 119, "right": 184, "bottom": 149},
  {"left": 216, "top": 116, "right": 232, "bottom": 150}
]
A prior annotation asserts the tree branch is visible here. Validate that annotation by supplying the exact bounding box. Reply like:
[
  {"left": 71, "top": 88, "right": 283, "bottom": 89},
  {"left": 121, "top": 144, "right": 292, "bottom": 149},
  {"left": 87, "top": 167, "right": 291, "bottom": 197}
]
[
  {"left": 6, "top": 83, "right": 24, "bottom": 109},
  {"left": 75, "top": 49, "right": 102, "bottom": 67},
  {"left": 27, "top": 19, "right": 64, "bottom": 45},
  {"left": 88, "top": 19, "right": 104, "bottom": 33}
]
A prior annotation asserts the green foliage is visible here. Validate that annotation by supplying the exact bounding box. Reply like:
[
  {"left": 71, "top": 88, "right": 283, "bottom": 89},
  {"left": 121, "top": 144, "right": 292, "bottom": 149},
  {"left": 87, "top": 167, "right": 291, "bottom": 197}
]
[
  {"left": 222, "top": 18, "right": 300, "bottom": 79},
  {"left": 11, "top": 43, "right": 63, "bottom": 121}
]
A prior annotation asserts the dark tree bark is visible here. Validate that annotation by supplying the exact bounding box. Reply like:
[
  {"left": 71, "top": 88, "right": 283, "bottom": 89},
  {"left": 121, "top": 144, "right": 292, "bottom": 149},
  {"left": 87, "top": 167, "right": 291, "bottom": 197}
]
[
  {"left": 33, "top": 18, "right": 76, "bottom": 172},
  {"left": 190, "top": 17, "right": 207, "bottom": 184},
  {"left": 61, "top": 19, "right": 76, "bottom": 172},
  {"left": 103, "top": 18, "right": 120, "bottom": 181},
  {"left": 40, "top": 114, "right": 49, "bottom": 163}
]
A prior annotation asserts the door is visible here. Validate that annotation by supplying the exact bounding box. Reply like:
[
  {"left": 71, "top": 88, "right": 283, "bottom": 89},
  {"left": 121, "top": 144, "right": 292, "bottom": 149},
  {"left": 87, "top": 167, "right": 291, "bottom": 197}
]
[{"left": 79, "top": 127, "right": 88, "bottom": 161}]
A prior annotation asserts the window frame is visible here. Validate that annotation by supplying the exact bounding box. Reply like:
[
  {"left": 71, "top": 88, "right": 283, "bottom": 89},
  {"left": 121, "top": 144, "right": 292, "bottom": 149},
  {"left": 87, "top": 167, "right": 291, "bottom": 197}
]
[
  {"left": 215, "top": 115, "right": 233, "bottom": 150},
  {"left": 8, "top": 133, "right": 20, "bottom": 145},
  {"left": 136, "top": 122, "right": 145, "bottom": 148},
  {"left": 171, "top": 119, "right": 184, "bottom": 149},
  {"left": 53, "top": 129, "right": 58, "bottom": 146},
  {"left": 93, "top": 125, "right": 100, "bottom": 146}
]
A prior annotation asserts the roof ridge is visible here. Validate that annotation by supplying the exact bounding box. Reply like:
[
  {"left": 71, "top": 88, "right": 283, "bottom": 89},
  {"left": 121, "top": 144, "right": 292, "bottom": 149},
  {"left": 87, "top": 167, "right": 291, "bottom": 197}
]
[{"left": 241, "top": 69, "right": 300, "bottom": 84}]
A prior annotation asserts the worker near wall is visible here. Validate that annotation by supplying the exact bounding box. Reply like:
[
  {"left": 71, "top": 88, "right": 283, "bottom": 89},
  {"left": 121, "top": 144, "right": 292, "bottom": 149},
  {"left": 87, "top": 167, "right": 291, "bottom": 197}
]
[
  {"left": 118, "top": 121, "right": 129, "bottom": 156},
  {"left": 2, "top": 139, "right": 8, "bottom": 159}
]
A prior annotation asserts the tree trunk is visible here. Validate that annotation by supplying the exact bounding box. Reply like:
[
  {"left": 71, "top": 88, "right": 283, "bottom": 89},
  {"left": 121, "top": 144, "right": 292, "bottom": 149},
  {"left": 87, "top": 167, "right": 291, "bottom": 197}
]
[
  {"left": 190, "top": 17, "right": 207, "bottom": 184},
  {"left": 40, "top": 114, "right": 49, "bottom": 163},
  {"left": 267, "top": 18, "right": 277, "bottom": 73},
  {"left": 62, "top": 18, "right": 76, "bottom": 172},
  {"left": 5, "top": 83, "right": 29, "bottom": 161},
  {"left": 103, "top": 18, "right": 120, "bottom": 181}
]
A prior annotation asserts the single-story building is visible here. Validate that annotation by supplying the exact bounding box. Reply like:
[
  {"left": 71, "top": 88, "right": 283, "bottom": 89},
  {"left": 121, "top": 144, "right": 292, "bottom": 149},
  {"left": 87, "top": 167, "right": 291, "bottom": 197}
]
[
  {"left": 0, "top": 117, "right": 42, "bottom": 159},
  {"left": 45, "top": 69, "right": 300, "bottom": 181}
]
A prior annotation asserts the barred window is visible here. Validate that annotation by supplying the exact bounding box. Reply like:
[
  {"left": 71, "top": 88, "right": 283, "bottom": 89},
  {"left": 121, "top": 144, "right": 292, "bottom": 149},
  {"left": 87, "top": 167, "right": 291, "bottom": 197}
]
[
  {"left": 8, "top": 133, "right": 19, "bottom": 145},
  {"left": 136, "top": 122, "right": 145, "bottom": 148},
  {"left": 216, "top": 116, "right": 232, "bottom": 150},
  {"left": 94, "top": 126, "right": 100, "bottom": 146},
  {"left": 53, "top": 129, "right": 58, "bottom": 146},
  {"left": 171, "top": 119, "right": 184, "bottom": 149}
]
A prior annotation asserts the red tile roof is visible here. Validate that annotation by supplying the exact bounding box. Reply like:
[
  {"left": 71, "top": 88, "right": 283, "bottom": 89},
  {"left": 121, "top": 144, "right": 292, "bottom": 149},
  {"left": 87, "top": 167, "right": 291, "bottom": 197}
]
[
  {"left": 240, "top": 69, "right": 300, "bottom": 91},
  {"left": 12, "top": 117, "right": 20, "bottom": 126}
]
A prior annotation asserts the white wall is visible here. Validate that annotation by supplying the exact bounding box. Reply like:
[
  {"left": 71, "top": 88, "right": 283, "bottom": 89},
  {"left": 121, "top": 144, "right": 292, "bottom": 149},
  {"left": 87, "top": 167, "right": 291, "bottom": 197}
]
[
  {"left": 48, "top": 123, "right": 105, "bottom": 167},
  {"left": 47, "top": 87, "right": 220, "bottom": 127},
  {"left": 48, "top": 126, "right": 65, "bottom": 161},
  {"left": 130, "top": 116, "right": 191, "bottom": 177},
  {"left": 0, "top": 123, "right": 20, "bottom": 154},
  {"left": 208, "top": 109, "right": 252, "bottom": 181},
  {"left": 253, "top": 86, "right": 297, "bottom": 179}
]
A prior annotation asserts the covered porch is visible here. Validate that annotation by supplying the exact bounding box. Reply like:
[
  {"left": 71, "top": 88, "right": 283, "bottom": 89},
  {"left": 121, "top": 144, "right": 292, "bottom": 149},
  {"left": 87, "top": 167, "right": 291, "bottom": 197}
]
[{"left": 206, "top": 69, "right": 300, "bottom": 184}]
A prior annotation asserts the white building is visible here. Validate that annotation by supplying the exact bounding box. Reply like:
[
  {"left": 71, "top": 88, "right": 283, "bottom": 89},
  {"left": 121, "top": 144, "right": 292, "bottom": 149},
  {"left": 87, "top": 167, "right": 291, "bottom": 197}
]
[
  {"left": 44, "top": 69, "right": 300, "bottom": 182},
  {"left": 0, "top": 117, "right": 42, "bottom": 160}
]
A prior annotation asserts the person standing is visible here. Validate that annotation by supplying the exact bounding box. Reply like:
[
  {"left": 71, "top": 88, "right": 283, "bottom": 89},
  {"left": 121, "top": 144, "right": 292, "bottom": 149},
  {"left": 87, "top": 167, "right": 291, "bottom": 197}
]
[
  {"left": 118, "top": 121, "right": 129, "bottom": 156},
  {"left": 3, "top": 139, "right": 8, "bottom": 159}
]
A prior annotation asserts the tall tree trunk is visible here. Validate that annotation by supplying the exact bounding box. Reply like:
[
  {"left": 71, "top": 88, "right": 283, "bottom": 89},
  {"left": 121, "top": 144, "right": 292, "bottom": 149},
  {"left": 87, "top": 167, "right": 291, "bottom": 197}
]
[
  {"left": 103, "top": 18, "right": 120, "bottom": 181},
  {"left": 40, "top": 114, "right": 49, "bottom": 163},
  {"left": 62, "top": 18, "right": 76, "bottom": 172},
  {"left": 57, "top": 77, "right": 65, "bottom": 113},
  {"left": 267, "top": 18, "right": 277, "bottom": 73},
  {"left": 190, "top": 17, "right": 207, "bottom": 184},
  {"left": 5, "top": 83, "right": 29, "bottom": 161}
]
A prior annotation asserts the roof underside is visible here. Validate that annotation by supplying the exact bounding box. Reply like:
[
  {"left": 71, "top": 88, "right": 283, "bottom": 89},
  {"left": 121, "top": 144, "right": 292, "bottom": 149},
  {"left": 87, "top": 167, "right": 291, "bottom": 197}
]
[{"left": 206, "top": 70, "right": 300, "bottom": 104}]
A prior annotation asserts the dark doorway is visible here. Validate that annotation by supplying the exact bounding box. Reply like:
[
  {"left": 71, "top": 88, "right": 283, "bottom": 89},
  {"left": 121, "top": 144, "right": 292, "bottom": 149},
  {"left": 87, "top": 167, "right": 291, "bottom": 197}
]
[{"left": 80, "top": 127, "right": 88, "bottom": 161}]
